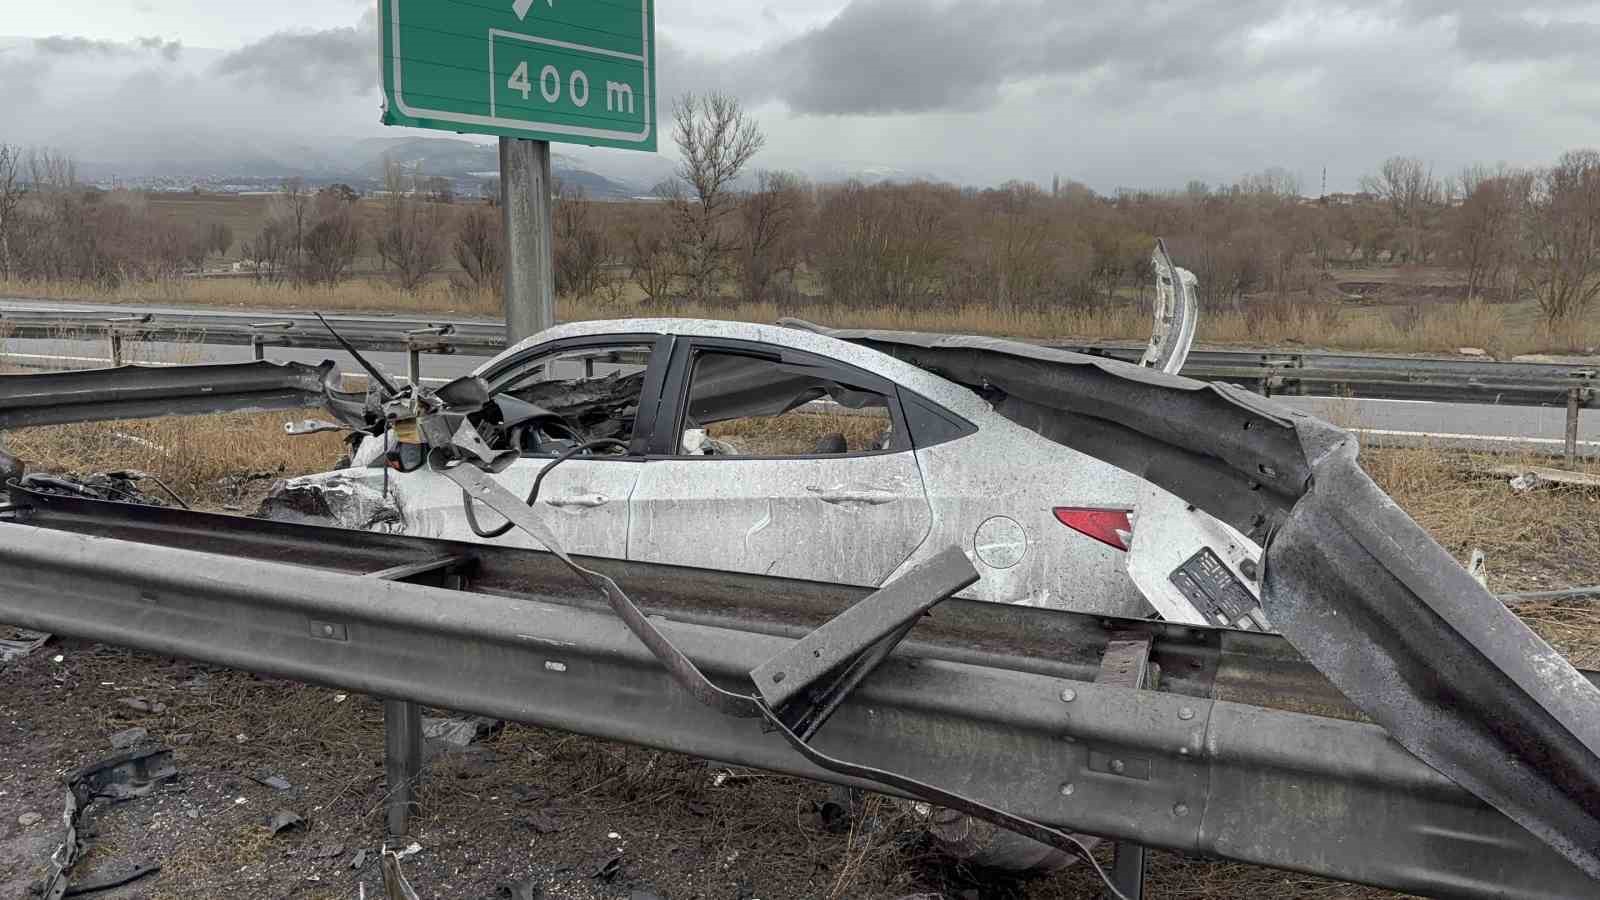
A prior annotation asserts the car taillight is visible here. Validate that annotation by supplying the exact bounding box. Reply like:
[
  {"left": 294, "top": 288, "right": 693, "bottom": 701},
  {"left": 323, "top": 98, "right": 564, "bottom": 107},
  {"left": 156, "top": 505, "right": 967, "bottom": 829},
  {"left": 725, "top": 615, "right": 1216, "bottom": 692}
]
[{"left": 1053, "top": 507, "right": 1132, "bottom": 551}]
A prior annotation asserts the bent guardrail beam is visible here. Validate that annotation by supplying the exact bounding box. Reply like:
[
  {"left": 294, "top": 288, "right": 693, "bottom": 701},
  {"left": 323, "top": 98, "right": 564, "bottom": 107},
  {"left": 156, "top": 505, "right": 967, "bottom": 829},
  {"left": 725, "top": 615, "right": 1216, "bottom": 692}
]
[
  {"left": 0, "top": 359, "right": 361, "bottom": 429},
  {"left": 0, "top": 516, "right": 1591, "bottom": 899},
  {"left": 798, "top": 325, "right": 1600, "bottom": 881}
]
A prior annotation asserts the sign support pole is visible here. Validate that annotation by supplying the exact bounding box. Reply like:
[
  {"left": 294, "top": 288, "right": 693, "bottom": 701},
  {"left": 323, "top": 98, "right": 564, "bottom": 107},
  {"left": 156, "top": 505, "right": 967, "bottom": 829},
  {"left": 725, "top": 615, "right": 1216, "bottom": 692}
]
[{"left": 500, "top": 136, "right": 555, "bottom": 344}]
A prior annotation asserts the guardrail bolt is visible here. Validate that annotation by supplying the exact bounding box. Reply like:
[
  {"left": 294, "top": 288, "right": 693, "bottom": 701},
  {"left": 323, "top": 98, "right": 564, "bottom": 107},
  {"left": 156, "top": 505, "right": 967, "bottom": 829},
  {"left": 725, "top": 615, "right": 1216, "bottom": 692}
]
[
  {"left": 1059, "top": 688, "right": 1076, "bottom": 702},
  {"left": 1060, "top": 783, "right": 1076, "bottom": 797},
  {"left": 1179, "top": 707, "right": 1195, "bottom": 721},
  {"left": 1173, "top": 802, "right": 1190, "bottom": 818},
  {"left": 1110, "top": 759, "right": 1126, "bottom": 774}
]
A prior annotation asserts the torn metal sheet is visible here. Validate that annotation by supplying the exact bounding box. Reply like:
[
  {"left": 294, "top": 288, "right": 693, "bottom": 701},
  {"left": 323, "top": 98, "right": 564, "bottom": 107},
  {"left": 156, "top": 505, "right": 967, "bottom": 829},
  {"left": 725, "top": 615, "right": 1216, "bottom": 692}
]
[
  {"left": 42, "top": 747, "right": 175, "bottom": 900},
  {"left": 1141, "top": 239, "right": 1197, "bottom": 375},
  {"left": 0, "top": 626, "right": 49, "bottom": 663},
  {"left": 797, "top": 322, "right": 1600, "bottom": 881},
  {"left": 256, "top": 473, "right": 405, "bottom": 532}
]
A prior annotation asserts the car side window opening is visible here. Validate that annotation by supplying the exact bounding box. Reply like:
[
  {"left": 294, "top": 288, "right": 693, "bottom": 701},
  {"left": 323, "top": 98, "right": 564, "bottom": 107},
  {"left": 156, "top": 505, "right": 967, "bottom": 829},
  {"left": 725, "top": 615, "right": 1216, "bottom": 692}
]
[
  {"left": 481, "top": 344, "right": 654, "bottom": 456},
  {"left": 676, "top": 350, "right": 900, "bottom": 457}
]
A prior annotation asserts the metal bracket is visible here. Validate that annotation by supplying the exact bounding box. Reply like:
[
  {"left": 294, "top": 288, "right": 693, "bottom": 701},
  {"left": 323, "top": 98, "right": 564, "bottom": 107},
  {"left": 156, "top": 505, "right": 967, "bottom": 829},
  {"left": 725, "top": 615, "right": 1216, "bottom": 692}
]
[
  {"left": 751, "top": 547, "right": 977, "bottom": 710},
  {"left": 1096, "top": 634, "right": 1155, "bottom": 900}
]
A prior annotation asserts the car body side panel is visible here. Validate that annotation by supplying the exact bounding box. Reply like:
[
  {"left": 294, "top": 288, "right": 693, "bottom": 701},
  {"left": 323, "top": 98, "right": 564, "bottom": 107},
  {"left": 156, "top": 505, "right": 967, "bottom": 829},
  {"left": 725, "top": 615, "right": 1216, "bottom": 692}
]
[
  {"left": 364, "top": 458, "right": 641, "bottom": 558},
  {"left": 897, "top": 419, "right": 1151, "bottom": 617},
  {"left": 628, "top": 453, "right": 931, "bottom": 586}
]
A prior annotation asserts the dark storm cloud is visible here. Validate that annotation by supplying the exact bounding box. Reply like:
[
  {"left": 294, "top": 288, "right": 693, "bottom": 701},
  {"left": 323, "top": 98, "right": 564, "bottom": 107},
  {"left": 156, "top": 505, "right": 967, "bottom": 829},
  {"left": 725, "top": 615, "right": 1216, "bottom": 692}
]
[
  {"left": 734, "top": 0, "right": 1286, "bottom": 115},
  {"left": 212, "top": 10, "right": 376, "bottom": 94},
  {"left": 689, "top": 0, "right": 1600, "bottom": 118}
]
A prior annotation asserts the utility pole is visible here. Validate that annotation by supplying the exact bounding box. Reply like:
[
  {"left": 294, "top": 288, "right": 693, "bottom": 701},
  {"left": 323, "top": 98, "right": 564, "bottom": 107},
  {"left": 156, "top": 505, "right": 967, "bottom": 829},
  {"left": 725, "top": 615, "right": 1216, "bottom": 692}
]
[{"left": 500, "top": 137, "right": 555, "bottom": 344}]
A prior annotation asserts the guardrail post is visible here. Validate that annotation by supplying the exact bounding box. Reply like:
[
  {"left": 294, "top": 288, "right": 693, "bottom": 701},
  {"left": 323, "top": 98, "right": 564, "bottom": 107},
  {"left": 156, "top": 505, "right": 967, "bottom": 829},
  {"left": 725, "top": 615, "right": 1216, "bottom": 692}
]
[
  {"left": 407, "top": 340, "right": 422, "bottom": 388},
  {"left": 108, "top": 331, "right": 123, "bottom": 367},
  {"left": 384, "top": 698, "right": 422, "bottom": 839},
  {"left": 251, "top": 335, "right": 265, "bottom": 362},
  {"left": 1566, "top": 388, "right": 1582, "bottom": 464}
]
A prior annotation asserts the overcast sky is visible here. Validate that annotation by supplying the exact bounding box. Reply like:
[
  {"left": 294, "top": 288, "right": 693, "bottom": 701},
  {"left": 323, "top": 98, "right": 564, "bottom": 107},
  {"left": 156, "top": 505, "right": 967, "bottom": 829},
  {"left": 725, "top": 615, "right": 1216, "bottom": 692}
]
[{"left": 3, "top": 1, "right": 1599, "bottom": 192}]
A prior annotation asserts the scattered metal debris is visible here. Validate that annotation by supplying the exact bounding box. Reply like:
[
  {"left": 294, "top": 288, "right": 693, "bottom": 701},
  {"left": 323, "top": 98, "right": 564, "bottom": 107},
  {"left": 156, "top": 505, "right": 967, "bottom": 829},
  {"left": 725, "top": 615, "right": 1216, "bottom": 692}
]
[
  {"left": 41, "top": 747, "right": 175, "bottom": 900},
  {"left": 1496, "top": 464, "right": 1600, "bottom": 492},
  {"left": 1468, "top": 549, "right": 1489, "bottom": 588},
  {"left": 107, "top": 727, "right": 147, "bottom": 750},
  {"left": 380, "top": 847, "right": 422, "bottom": 900},
  {"left": 284, "top": 419, "right": 346, "bottom": 436},
  {"left": 1502, "top": 586, "right": 1600, "bottom": 606},
  {"left": 0, "top": 626, "right": 49, "bottom": 664},
  {"left": 421, "top": 715, "right": 503, "bottom": 755},
  {"left": 268, "top": 808, "right": 306, "bottom": 835}
]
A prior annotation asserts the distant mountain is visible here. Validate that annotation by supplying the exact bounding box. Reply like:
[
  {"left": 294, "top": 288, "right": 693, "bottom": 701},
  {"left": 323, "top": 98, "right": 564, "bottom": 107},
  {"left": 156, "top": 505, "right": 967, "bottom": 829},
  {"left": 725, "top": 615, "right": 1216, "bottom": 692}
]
[
  {"left": 72, "top": 135, "right": 638, "bottom": 199},
  {"left": 347, "top": 138, "right": 639, "bottom": 199}
]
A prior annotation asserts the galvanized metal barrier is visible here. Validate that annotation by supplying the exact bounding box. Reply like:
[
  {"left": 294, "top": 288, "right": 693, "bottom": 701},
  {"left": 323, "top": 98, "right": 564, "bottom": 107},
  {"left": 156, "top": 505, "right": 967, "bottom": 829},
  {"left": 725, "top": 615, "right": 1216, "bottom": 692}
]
[{"left": 0, "top": 490, "right": 1594, "bottom": 899}]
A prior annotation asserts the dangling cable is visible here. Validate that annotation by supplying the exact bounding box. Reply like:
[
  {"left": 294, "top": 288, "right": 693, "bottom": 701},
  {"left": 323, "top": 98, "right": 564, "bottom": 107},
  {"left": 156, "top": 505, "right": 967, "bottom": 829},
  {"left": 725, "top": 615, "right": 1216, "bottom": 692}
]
[{"left": 462, "top": 438, "right": 629, "bottom": 539}]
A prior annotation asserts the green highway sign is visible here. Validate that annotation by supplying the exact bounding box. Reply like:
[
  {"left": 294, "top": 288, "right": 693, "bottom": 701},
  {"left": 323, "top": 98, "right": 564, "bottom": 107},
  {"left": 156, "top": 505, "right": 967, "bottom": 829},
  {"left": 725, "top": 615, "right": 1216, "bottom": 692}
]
[{"left": 380, "top": 0, "right": 657, "bottom": 152}]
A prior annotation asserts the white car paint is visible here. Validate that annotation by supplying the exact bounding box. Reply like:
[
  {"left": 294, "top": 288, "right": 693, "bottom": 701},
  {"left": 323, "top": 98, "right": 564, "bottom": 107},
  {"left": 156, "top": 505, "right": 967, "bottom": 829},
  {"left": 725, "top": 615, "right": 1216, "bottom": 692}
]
[{"left": 286, "top": 318, "right": 1264, "bottom": 624}]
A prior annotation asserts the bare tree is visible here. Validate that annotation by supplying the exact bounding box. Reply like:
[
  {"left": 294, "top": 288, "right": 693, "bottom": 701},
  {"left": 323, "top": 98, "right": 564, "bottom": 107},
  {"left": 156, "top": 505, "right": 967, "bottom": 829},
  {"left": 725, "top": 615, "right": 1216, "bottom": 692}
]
[
  {"left": 278, "top": 177, "right": 311, "bottom": 279},
  {"left": 374, "top": 158, "right": 450, "bottom": 291},
  {"left": 663, "top": 92, "right": 766, "bottom": 305},
  {"left": 1521, "top": 150, "right": 1600, "bottom": 325},
  {"left": 1449, "top": 165, "right": 1528, "bottom": 301},
  {"left": 738, "top": 170, "right": 808, "bottom": 305},
  {"left": 0, "top": 145, "right": 20, "bottom": 278},
  {"left": 454, "top": 204, "right": 503, "bottom": 289},
  {"left": 1361, "top": 156, "right": 1441, "bottom": 263}
]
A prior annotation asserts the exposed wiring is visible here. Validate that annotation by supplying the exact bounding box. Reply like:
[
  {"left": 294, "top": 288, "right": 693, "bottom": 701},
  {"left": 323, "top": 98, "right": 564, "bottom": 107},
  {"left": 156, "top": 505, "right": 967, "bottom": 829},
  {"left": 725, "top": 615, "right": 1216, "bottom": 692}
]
[{"left": 461, "top": 438, "right": 629, "bottom": 539}]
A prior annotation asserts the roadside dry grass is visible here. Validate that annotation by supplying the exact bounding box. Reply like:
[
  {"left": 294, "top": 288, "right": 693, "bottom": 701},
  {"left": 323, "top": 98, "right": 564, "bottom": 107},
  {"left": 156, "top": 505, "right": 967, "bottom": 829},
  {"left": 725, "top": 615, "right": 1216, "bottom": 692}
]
[{"left": 2, "top": 409, "right": 347, "bottom": 509}]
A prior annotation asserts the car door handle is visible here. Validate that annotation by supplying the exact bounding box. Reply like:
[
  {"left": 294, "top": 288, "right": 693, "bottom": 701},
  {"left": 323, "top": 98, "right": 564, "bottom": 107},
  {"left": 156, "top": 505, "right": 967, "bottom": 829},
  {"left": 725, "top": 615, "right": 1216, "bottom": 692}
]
[
  {"left": 544, "top": 494, "right": 608, "bottom": 508},
  {"left": 806, "top": 486, "right": 897, "bottom": 506}
]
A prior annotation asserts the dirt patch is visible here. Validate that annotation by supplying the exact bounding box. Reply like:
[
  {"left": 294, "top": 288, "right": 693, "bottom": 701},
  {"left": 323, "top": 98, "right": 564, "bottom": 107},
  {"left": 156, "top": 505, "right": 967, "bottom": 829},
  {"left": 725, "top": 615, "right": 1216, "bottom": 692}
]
[{"left": 0, "top": 643, "right": 1407, "bottom": 900}]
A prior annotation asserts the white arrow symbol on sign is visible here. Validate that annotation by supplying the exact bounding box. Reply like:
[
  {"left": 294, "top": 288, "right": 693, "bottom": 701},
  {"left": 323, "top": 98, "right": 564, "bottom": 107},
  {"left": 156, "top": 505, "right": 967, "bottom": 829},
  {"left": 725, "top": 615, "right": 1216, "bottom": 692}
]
[{"left": 511, "top": 0, "right": 551, "bottom": 21}]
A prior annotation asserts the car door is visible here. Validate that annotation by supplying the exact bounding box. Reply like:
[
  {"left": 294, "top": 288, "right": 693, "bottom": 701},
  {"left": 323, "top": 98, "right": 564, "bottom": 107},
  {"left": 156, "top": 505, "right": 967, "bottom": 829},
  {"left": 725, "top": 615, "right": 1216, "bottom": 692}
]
[
  {"left": 628, "top": 339, "right": 932, "bottom": 587},
  {"left": 402, "top": 336, "right": 668, "bottom": 560}
]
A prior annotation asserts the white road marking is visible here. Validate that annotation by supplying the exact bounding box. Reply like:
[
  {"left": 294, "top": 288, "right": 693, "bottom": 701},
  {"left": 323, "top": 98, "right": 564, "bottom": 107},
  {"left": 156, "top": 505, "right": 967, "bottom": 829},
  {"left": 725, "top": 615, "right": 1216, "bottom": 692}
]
[{"left": 1358, "top": 428, "right": 1600, "bottom": 448}]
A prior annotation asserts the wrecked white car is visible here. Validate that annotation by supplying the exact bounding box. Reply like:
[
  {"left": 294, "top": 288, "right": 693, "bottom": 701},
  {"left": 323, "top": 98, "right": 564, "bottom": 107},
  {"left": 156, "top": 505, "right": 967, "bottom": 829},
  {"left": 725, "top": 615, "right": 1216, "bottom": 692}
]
[{"left": 274, "top": 315, "right": 1263, "bottom": 628}]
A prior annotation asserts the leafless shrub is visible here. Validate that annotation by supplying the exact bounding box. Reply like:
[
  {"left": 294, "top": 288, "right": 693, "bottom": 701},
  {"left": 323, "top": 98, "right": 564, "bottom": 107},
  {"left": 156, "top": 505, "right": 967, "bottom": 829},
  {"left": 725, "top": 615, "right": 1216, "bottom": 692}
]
[
  {"left": 299, "top": 189, "right": 360, "bottom": 285},
  {"left": 554, "top": 183, "right": 607, "bottom": 297},
  {"left": 374, "top": 157, "right": 451, "bottom": 291},
  {"left": 738, "top": 170, "right": 809, "bottom": 306},
  {"left": 453, "top": 204, "right": 503, "bottom": 290},
  {"left": 625, "top": 212, "right": 675, "bottom": 306},
  {"left": 1388, "top": 304, "right": 1424, "bottom": 335}
]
